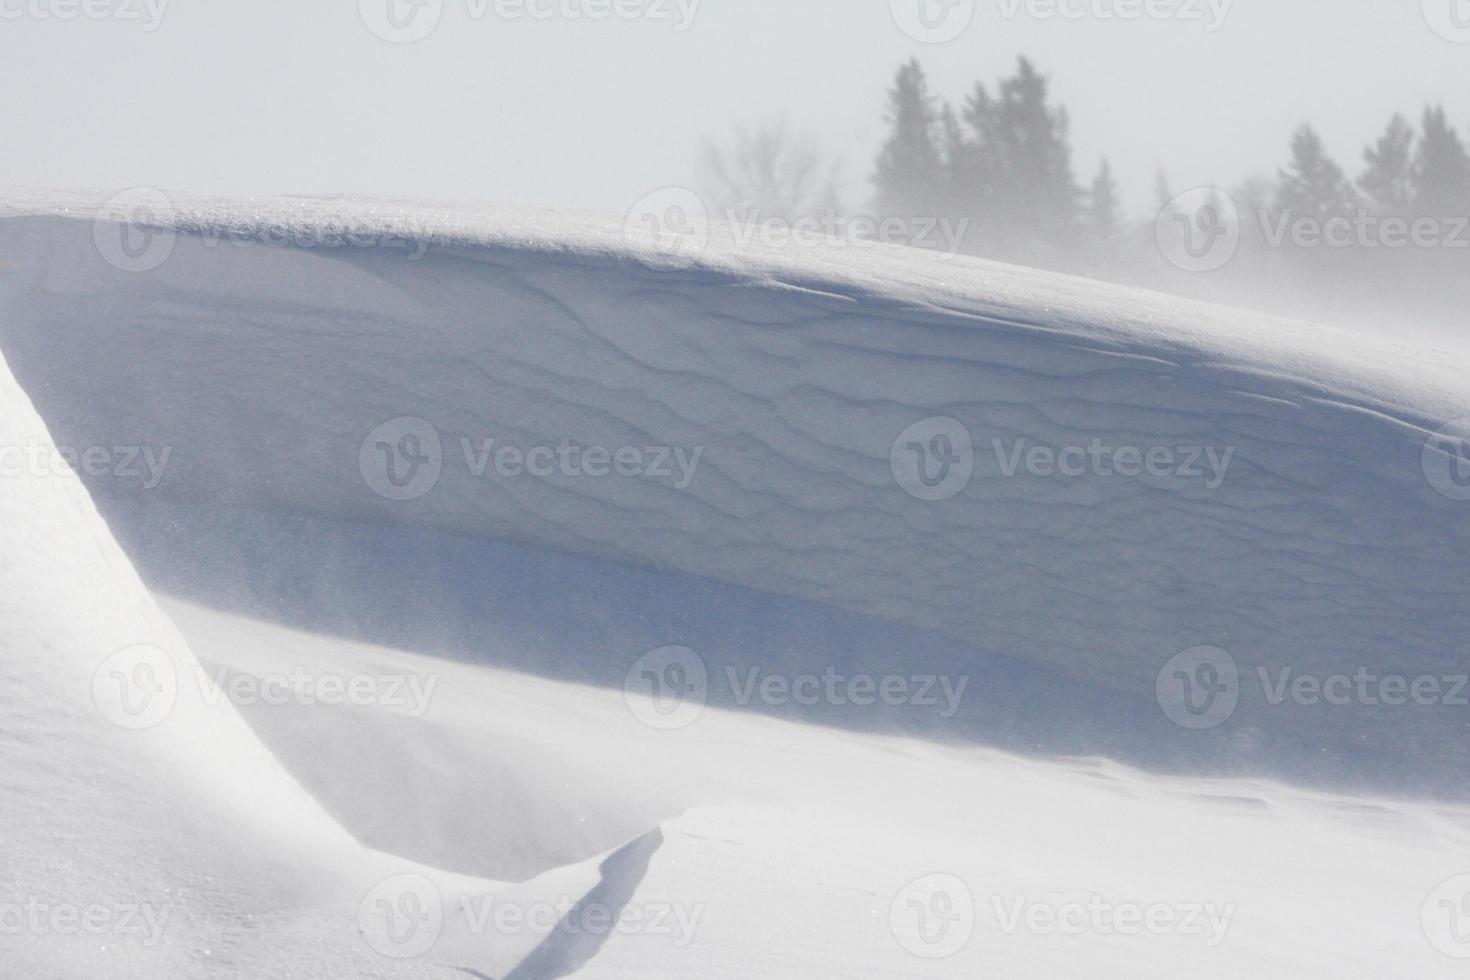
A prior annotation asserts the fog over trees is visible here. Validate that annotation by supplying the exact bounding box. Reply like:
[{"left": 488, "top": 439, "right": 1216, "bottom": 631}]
[{"left": 701, "top": 57, "right": 1470, "bottom": 336}]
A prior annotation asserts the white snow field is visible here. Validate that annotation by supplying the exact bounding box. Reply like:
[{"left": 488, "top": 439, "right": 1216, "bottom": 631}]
[
  {"left": 0, "top": 326, "right": 674, "bottom": 980},
  {"left": 0, "top": 189, "right": 1468, "bottom": 977}
]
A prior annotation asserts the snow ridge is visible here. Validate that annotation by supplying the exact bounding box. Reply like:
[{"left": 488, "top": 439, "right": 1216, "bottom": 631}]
[{"left": 1, "top": 192, "right": 1467, "bottom": 794}]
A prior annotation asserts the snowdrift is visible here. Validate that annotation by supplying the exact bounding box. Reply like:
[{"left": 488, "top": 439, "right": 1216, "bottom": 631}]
[
  {"left": 1, "top": 190, "right": 1465, "bottom": 794},
  {"left": 1, "top": 189, "right": 1468, "bottom": 978},
  {"left": 158, "top": 594, "right": 1470, "bottom": 980},
  {"left": 0, "top": 263, "right": 680, "bottom": 980}
]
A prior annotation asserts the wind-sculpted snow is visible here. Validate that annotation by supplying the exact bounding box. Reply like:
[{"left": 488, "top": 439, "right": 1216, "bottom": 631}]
[
  {"left": 1, "top": 190, "right": 1467, "bottom": 798},
  {"left": 3, "top": 191, "right": 1470, "bottom": 978},
  {"left": 0, "top": 287, "right": 676, "bottom": 980},
  {"left": 155, "top": 596, "right": 1470, "bottom": 980}
]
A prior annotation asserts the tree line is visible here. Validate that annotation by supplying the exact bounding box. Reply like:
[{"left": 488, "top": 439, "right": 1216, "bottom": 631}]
[
  {"left": 700, "top": 57, "right": 1470, "bottom": 331},
  {"left": 871, "top": 58, "right": 1470, "bottom": 270}
]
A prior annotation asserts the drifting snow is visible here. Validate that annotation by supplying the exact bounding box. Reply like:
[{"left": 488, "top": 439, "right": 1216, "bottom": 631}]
[
  {"left": 3, "top": 189, "right": 1467, "bottom": 790},
  {"left": 0, "top": 189, "right": 1467, "bottom": 977}
]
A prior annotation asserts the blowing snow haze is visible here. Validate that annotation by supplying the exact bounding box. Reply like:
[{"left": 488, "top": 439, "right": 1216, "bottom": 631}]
[{"left": 2, "top": 5, "right": 1470, "bottom": 980}]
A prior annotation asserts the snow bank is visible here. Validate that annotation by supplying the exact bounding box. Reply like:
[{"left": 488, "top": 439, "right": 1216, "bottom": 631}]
[
  {"left": 0, "top": 282, "right": 679, "bottom": 980},
  {"left": 1, "top": 189, "right": 1467, "bottom": 798},
  {"left": 2, "top": 189, "right": 1468, "bottom": 978},
  {"left": 163, "top": 594, "right": 1470, "bottom": 980}
]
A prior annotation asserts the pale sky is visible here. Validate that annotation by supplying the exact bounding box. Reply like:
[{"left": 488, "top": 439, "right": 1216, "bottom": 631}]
[{"left": 3, "top": 0, "right": 1466, "bottom": 218}]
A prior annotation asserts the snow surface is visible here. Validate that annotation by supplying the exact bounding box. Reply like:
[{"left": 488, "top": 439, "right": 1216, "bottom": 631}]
[
  {"left": 0, "top": 317, "right": 696, "bottom": 976},
  {"left": 1, "top": 188, "right": 1468, "bottom": 977}
]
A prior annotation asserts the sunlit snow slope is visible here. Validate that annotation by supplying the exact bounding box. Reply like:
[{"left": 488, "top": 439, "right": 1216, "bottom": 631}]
[
  {"left": 162, "top": 594, "right": 1470, "bottom": 980},
  {"left": 1, "top": 190, "right": 1468, "bottom": 978},
  {"left": 0, "top": 272, "right": 689, "bottom": 980}
]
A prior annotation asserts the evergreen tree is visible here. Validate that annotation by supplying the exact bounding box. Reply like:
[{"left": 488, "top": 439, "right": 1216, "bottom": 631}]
[
  {"left": 1274, "top": 124, "right": 1359, "bottom": 224},
  {"left": 937, "top": 102, "right": 969, "bottom": 209},
  {"left": 1231, "top": 174, "right": 1277, "bottom": 249},
  {"left": 992, "top": 58, "right": 1080, "bottom": 244},
  {"left": 1358, "top": 114, "right": 1415, "bottom": 216},
  {"left": 960, "top": 58, "right": 1080, "bottom": 262},
  {"left": 1413, "top": 105, "right": 1470, "bottom": 215},
  {"left": 1088, "top": 158, "right": 1121, "bottom": 242},
  {"left": 873, "top": 59, "right": 945, "bottom": 217},
  {"left": 953, "top": 81, "right": 1002, "bottom": 251},
  {"left": 1153, "top": 169, "right": 1174, "bottom": 212}
]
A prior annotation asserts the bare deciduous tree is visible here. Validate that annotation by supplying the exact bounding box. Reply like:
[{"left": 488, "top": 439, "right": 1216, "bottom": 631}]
[{"left": 698, "top": 119, "right": 841, "bottom": 223}]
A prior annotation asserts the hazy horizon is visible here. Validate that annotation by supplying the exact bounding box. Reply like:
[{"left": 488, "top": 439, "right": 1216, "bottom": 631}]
[{"left": 4, "top": 0, "right": 1467, "bottom": 219}]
